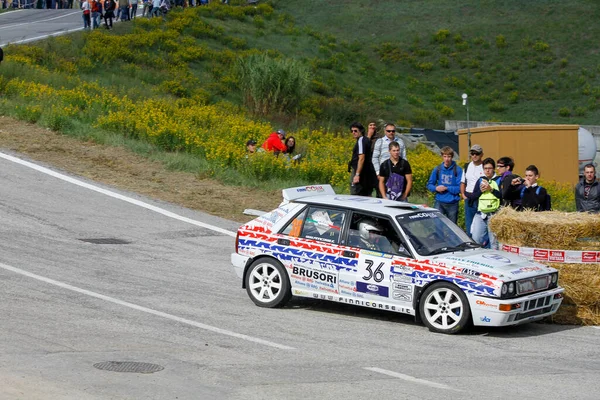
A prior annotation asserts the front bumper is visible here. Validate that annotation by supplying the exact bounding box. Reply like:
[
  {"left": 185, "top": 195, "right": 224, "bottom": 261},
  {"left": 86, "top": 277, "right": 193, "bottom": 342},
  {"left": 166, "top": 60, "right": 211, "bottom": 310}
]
[
  {"left": 469, "top": 287, "right": 564, "bottom": 327},
  {"left": 231, "top": 253, "right": 250, "bottom": 280}
]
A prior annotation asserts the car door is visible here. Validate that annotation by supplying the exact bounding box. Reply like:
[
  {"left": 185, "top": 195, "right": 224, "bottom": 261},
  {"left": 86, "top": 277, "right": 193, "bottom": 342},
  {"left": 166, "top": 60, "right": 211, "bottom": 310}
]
[
  {"left": 338, "top": 212, "right": 412, "bottom": 304},
  {"left": 278, "top": 205, "right": 347, "bottom": 296}
]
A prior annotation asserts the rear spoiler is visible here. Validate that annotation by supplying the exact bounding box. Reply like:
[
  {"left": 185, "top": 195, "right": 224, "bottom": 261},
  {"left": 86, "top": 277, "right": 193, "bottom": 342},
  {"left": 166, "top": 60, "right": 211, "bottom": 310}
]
[{"left": 282, "top": 184, "right": 336, "bottom": 202}]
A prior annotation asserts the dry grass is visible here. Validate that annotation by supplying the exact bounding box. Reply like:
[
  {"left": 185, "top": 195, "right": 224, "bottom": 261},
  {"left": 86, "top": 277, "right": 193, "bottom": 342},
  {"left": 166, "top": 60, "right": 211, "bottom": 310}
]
[{"left": 0, "top": 116, "right": 281, "bottom": 223}]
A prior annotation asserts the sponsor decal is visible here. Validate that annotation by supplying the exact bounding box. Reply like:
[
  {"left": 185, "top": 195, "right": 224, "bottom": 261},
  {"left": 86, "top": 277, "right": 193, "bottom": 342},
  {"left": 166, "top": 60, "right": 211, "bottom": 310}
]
[
  {"left": 476, "top": 299, "right": 497, "bottom": 309},
  {"left": 393, "top": 275, "right": 413, "bottom": 283},
  {"left": 292, "top": 266, "right": 337, "bottom": 284},
  {"left": 582, "top": 252, "right": 599, "bottom": 263},
  {"left": 392, "top": 282, "right": 412, "bottom": 292},
  {"left": 408, "top": 212, "right": 438, "bottom": 220},
  {"left": 333, "top": 196, "right": 383, "bottom": 204},
  {"left": 480, "top": 316, "right": 491, "bottom": 323},
  {"left": 511, "top": 266, "right": 544, "bottom": 274},
  {"left": 296, "top": 185, "right": 325, "bottom": 193},
  {"left": 356, "top": 281, "right": 389, "bottom": 297},
  {"left": 549, "top": 250, "right": 565, "bottom": 262},
  {"left": 481, "top": 254, "right": 511, "bottom": 263},
  {"left": 461, "top": 268, "right": 480, "bottom": 277},
  {"left": 392, "top": 292, "right": 412, "bottom": 302},
  {"left": 502, "top": 245, "right": 520, "bottom": 254},
  {"left": 533, "top": 249, "right": 549, "bottom": 261}
]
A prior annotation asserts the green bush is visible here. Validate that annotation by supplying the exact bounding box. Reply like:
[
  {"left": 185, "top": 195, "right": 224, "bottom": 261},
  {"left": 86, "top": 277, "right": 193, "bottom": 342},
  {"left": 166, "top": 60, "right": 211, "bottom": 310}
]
[
  {"left": 489, "top": 101, "right": 507, "bottom": 112},
  {"left": 558, "top": 107, "right": 571, "bottom": 117},
  {"left": 236, "top": 53, "right": 311, "bottom": 115}
]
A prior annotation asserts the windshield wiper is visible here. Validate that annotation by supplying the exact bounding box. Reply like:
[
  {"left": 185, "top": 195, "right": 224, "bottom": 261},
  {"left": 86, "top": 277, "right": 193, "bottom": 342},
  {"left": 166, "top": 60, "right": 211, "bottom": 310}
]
[{"left": 425, "top": 242, "right": 481, "bottom": 256}]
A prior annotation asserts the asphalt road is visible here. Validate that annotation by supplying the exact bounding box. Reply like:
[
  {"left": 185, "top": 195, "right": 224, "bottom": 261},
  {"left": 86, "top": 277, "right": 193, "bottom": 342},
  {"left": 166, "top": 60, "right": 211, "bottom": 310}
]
[
  {"left": 0, "top": 149, "right": 599, "bottom": 400},
  {"left": 0, "top": 9, "right": 83, "bottom": 47}
]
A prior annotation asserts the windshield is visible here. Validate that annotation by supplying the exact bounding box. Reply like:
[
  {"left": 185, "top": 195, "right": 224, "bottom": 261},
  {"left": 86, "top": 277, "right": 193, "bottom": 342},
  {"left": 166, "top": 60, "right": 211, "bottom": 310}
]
[{"left": 396, "top": 211, "right": 478, "bottom": 256}]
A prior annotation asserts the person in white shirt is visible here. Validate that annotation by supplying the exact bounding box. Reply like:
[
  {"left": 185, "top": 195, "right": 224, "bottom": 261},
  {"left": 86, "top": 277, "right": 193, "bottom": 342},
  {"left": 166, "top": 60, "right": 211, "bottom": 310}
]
[
  {"left": 372, "top": 123, "right": 407, "bottom": 175},
  {"left": 460, "top": 144, "right": 485, "bottom": 238}
]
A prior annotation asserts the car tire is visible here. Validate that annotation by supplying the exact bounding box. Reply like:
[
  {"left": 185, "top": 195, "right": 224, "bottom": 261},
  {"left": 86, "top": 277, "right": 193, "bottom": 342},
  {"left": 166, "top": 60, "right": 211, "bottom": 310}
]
[
  {"left": 245, "top": 258, "right": 292, "bottom": 308},
  {"left": 419, "top": 282, "right": 471, "bottom": 334}
]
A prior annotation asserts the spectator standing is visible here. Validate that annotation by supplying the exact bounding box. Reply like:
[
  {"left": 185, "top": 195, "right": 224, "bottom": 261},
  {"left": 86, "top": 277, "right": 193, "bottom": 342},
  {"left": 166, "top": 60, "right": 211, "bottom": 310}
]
[
  {"left": 151, "top": 0, "right": 160, "bottom": 17},
  {"left": 141, "top": 0, "right": 149, "bottom": 16},
  {"left": 519, "top": 165, "right": 551, "bottom": 211},
  {"left": 366, "top": 121, "right": 380, "bottom": 160},
  {"left": 372, "top": 123, "right": 407, "bottom": 176},
  {"left": 496, "top": 156, "right": 523, "bottom": 209},
  {"left": 118, "top": 0, "right": 129, "bottom": 21},
  {"left": 90, "top": 0, "right": 101, "bottom": 29},
  {"left": 81, "top": 0, "right": 91, "bottom": 29},
  {"left": 460, "top": 144, "right": 485, "bottom": 238},
  {"left": 129, "top": 0, "right": 138, "bottom": 18},
  {"left": 575, "top": 163, "right": 600, "bottom": 213},
  {"left": 426, "top": 146, "right": 463, "bottom": 223},
  {"left": 349, "top": 122, "right": 377, "bottom": 196},
  {"left": 104, "top": 0, "right": 116, "bottom": 28},
  {"left": 471, "top": 158, "right": 501, "bottom": 249},
  {"left": 378, "top": 141, "right": 412, "bottom": 201},
  {"left": 262, "top": 129, "right": 287, "bottom": 154}
]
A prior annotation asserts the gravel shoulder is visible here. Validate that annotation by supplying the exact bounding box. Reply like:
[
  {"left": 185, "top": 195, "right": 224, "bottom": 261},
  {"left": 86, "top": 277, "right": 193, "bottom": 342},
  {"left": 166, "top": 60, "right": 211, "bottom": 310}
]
[{"left": 0, "top": 116, "right": 281, "bottom": 223}]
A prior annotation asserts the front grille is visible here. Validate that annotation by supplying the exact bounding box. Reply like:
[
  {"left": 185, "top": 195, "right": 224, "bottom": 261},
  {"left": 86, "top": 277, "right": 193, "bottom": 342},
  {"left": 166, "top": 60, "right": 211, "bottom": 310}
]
[
  {"left": 523, "top": 295, "right": 552, "bottom": 311},
  {"left": 517, "top": 275, "right": 550, "bottom": 295}
]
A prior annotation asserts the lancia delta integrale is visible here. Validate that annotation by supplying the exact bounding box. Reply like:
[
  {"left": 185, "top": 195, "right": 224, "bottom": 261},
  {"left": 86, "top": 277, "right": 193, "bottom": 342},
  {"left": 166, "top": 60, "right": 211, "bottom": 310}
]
[{"left": 231, "top": 185, "right": 564, "bottom": 334}]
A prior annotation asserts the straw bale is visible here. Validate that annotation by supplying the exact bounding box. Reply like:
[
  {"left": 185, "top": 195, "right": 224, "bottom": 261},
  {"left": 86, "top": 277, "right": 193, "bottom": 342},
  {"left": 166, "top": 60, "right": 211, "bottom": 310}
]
[
  {"left": 490, "top": 207, "right": 600, "bottom": 250},
  {"left": 551, "top": 304, "right": 600, "bottom": 326},
  {"left": 552, "top": 263, "right": 600, "bottom": 306}
]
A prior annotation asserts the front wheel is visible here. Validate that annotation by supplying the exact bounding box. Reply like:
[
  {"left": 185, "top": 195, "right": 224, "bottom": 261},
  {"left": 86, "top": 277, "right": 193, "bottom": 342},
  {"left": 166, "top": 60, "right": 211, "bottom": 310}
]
[
  {"left": 419, "top": 282, "right": 471, "bottom": 334},
  {"left": 245, "top": 258, "right": 292, "bottom": 308}
]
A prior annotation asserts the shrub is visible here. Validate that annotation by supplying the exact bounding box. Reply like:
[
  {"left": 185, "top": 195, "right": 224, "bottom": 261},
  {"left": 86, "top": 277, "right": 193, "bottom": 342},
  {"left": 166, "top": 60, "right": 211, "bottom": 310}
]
[
  {"left": 495, "top": 35, "right": 507, "bottom": 48},
  {"left": 504, "top": 82, "right": 516, "bottom": 91},
  {"left": 574, "top": 106, "right": 586, "bottom": 117},
  {"left": 558, "top": 107, "right": 571, "bottom": 117},
  {"left": 434, "top": 29, "right": 451, "bottom": 43},
  {"left": 236, "top": 53, "right": 311, "bottom": 115},
  {"left": 533, "top": 41, "right": 550, "bottom": 52},
  {"left": 488, "top": 101, "right": 506, "bottom": 112},
  {"left": 508, "top": 91, "right": 519, "bottom": 104},
  {"left": 438, "top": 56, "right": 450, "bottom": 68}
]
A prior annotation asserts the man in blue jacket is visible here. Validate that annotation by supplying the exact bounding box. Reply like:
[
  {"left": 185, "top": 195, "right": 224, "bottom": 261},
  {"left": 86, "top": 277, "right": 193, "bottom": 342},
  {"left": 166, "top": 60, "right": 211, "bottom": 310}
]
[{"left": 427, "top": 146, "right": 463, "bottom": 223}]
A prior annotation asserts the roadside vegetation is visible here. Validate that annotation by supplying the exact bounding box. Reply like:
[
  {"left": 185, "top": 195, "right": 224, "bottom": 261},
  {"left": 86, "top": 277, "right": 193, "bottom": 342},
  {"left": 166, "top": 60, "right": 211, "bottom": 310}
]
[{"left": 0, "top": 0, "right": 589, "bottom": 211}]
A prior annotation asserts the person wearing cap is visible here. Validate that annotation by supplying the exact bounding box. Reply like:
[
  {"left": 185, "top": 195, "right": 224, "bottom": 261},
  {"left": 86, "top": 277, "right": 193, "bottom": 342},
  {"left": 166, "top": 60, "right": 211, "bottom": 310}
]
[
  {"left": 261, "top": 129, "right": 288, "bottom": 154},
  {"left": 426, "top": 146, "right": 463, "bottom": 223},
  {"left": 246, "top": 139, "right": 257, "bottom": 155},
  {"left": 460, "top": 144, "right": 485, "bottom": 237}
]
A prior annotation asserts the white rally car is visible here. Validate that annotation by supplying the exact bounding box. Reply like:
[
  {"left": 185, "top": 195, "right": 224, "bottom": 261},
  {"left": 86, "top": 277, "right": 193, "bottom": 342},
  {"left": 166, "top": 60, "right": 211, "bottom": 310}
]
[{"left": 231, "top": 185, "right": 564, "bottom": 334}]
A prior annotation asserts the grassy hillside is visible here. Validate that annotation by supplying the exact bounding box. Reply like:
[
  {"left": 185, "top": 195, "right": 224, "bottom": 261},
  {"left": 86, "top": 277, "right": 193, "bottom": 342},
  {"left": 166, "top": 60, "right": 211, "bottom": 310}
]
[
  {"left": 273, "top": 0, "right": 600, "bottom": 127},
  {"left": 0, "top": 1, "right": 586, "bottom": 208}
]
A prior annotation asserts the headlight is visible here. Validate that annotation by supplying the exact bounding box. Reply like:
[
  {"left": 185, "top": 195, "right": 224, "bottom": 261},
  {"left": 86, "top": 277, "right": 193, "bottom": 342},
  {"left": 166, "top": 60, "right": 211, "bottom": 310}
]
[
  {"left": 551, "top": 273, "right": 558, "bottom": 284},
  {"left": 501, "top": 284, "right": 508, "bottom": 295},
  {"left": 508, "top": 282, "right": 515, "bottom": 294}
]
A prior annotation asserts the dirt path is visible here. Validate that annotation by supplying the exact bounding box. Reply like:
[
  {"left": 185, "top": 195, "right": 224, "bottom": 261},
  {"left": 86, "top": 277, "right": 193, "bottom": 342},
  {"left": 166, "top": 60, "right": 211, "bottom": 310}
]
[{"left": 0, "top": 116, "right": 281, "bottom": 223}]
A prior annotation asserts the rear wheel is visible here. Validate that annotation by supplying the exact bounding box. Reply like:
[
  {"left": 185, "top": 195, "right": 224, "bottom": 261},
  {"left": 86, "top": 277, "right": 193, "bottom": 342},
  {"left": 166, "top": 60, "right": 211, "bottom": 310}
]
[
  {"left": 245, "top": 258, "right": 291, "bottom": 308},
  {"left": 419, "top": 282, "right": 471, "bottom": 334}
]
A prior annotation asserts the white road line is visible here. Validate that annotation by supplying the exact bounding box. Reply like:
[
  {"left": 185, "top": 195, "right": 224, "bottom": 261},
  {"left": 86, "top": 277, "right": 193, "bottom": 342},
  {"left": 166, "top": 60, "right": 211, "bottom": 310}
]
[
  {"left": 0, "top": 151, "right": 237, "bottom": 237},
  {"left": 0, "top": 261, "right": 294, "bottom": 350},
  {"left": 0, "top": 11, "right": 80, "bottom": 31},
  {"left": 0, "top": 9, "right": 24, "bottom": 17},
  {"left": 364, "top": 367, "right": 460, "bottom": 391}
]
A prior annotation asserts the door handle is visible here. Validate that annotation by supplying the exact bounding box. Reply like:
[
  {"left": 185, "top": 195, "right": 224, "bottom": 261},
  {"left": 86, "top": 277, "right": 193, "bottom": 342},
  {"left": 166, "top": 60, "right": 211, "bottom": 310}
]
[
  {"left": 277, "top": 238, "right": 290, "bottom": 246},
  {"left": 342, "top": 250, "right": 357, "bottom": 258}
]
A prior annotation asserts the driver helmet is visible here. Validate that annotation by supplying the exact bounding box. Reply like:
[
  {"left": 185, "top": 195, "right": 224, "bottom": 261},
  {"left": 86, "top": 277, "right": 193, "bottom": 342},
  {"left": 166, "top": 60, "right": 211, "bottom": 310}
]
[{"left": 358, "top": 219, "right": 382, "bottom": 240}]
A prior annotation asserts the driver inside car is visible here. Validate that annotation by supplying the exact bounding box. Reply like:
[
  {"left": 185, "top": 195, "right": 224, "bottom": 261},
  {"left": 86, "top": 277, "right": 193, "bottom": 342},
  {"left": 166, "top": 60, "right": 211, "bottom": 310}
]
[{"left": 354, "top": 219, "right": 395, "bottom": 253}]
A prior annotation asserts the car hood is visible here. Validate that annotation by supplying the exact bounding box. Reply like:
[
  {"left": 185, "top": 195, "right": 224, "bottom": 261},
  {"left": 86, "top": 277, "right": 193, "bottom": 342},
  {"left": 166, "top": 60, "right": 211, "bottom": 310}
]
[{"left": 433, "top": 249, "right": 555, "bottom": 279}]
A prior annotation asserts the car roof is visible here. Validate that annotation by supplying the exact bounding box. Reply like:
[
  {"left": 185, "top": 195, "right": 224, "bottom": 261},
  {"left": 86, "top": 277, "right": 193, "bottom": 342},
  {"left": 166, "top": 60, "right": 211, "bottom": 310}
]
[{"left": 291, "top": 194, "right": 435, "bottom": 217}]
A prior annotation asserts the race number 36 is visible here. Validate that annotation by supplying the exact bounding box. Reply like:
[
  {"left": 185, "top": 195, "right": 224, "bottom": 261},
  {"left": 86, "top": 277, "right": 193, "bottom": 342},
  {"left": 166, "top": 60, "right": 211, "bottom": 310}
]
[{"left": 362, "top": 259, "right": 384, "bottom": 282}]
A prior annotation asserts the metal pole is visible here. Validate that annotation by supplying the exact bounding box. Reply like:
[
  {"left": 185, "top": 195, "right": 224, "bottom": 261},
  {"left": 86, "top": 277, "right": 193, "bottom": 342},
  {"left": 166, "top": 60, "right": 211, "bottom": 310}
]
[{"left": 466, "top": 101, "right": 471, "bottom": 149}]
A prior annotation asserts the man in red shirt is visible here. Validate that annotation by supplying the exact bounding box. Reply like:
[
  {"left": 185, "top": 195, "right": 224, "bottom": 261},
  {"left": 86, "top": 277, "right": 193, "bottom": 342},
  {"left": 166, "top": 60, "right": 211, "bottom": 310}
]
[{"left": 262, "top": 129, "right": 287, "bottom": 154}]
